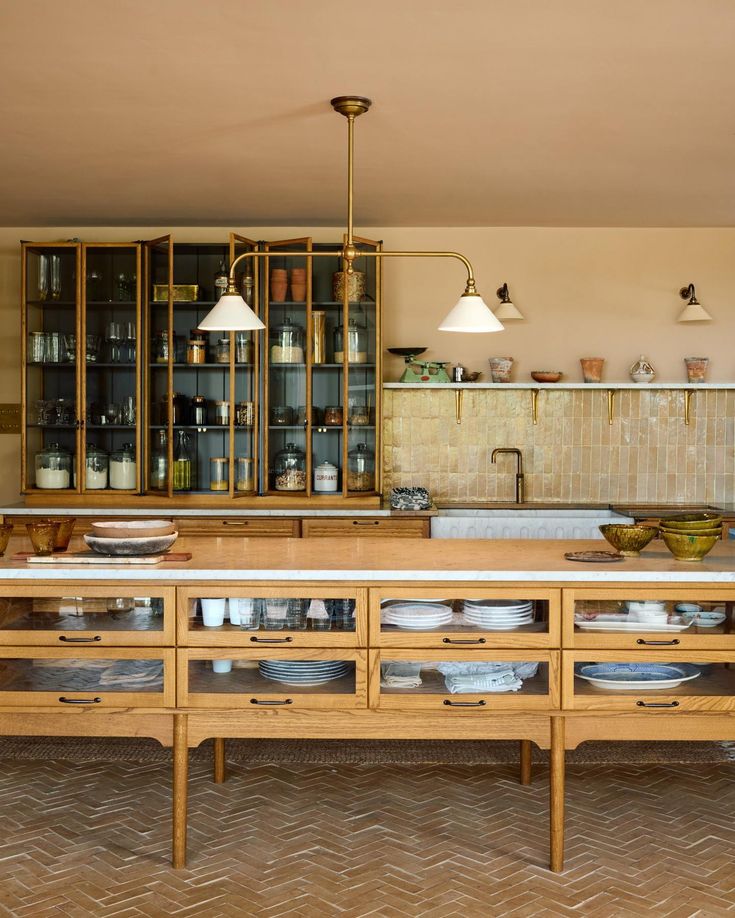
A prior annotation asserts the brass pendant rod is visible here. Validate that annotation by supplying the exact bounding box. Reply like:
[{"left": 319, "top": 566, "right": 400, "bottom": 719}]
[{"left": 347, "top": 113, "right": 355, "bottom": 249}]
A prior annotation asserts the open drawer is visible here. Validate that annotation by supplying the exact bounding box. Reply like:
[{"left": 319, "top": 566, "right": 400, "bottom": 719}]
[
  {"left": 177, "top": 585, "right": 367, "bottom": 647},
  {"left": 369, "top": 650, "right": 560, "bottom": 711},
  {"left": 563, "top": 650, "right": 735, "bottom": 712},
  {"left": 563, "top": 587, "right": 735, "bottom": 651},
  {"left": 369, "top": 587, "right": 561, "bottom": 649},
  {"left": 177, "top": 648, "right": 368, "bottom": 709},
  {"left": 0, "top": 586, "right": 175, "bottom": 646},
  {"left": 0, "top": 647, "right": 175, "bottom": 708}
]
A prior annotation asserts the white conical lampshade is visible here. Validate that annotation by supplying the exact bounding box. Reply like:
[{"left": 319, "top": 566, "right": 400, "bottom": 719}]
[
  {"left": 494, "top": 299, "right": 525, "bottom": 321},
  {"left": 197, "top": 294, "right": 266, "bottom": 331},
  {"left": 677, "top": 302, "right": 713, "bottom": 322},
  {"left": 438, "top": 294, "right": 505, "bottom": 333}
]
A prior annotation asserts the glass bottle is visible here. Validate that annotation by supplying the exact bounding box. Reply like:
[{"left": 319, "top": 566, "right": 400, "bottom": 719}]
[
  {"left": 334, "top": 318, "right": 368, "bottom": 363},
  {"left": 214, "top": 258, "right": 228, "bottom": 301},
  {"left": 85, "top": 444, "right": 109, "bottom": 490},
  {"left": 270, "top": 317, "right": 304, "bottom": 364},
  {"left": 109, "top": 443, "right": 137, "bottom": 490},
  {"left": 150, "top": 430, "right": 168, "bottom": 490},
  {"left": 347, "top": 442, "right": 375, "bottom": 491},
  {"left": 273, "top": 442, "right": 306, "bottom": 491},
  {"left": 173, "top": 430, "right": 192, "bottom": 491}
]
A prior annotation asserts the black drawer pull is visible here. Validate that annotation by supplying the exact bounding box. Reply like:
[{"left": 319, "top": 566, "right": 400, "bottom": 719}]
[
  {"left": 249, "top": 636, "right": 293, "bottom": 643},
  {"left": 636, "top": 639, "right": 680, "bottom": 646},
  {"left": 59, "top": 697, "right": 102, "bottom": 704},
  {"left": 636, "top": 700, "right": 680, "bottom": 708},
  {"left": 59, "top": 635, "right": 102, "bottom": 643},
  {"left": 249, "top": 698, "right": 293, "bottom": 705},
  {"left": 442, "top": 638, "right": 486, "bottom": 644},
  {"left": 352, "top": 520, "right": 379, "bottom": 526},
  {"left": 443, "top": 699, "right": 486, "bottom": 707}
]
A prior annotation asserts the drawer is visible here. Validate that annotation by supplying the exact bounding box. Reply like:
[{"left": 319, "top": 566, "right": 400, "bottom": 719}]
[
  {"left": 563, "top": 650, "right": 735, "bottom": 712},
  {"left": 0, "top": 586, "right": 176, "bottom": 646},
  {"left": 301, "top": 518, "right": 429, "bottom": 538},
  {"left": 176, "top": 518, "right": 300, "bottom": 538},
  {"left": 0, "top": 647, "right": 175, "bottom": 708},
  {"left": 369, "top": 650, "right": 560, "bottom": 712},
  {"left": 563, "top": 587, "right": 735, "bottom": 650},
  {"left": 177, "top": 585, "right": 367, "bottom": 647},
  {"left": 369, "top": 587, "right": 560, "bottom": 649},
  {"left": 178, "top": 648, "right": 368, "bottom": 709}
]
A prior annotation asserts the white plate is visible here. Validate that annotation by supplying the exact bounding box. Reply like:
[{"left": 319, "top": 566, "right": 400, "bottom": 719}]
[
  {"left": 462, "top": 614, "right": 533, "bottom": 623},
  {"left": 575, "top": 620, "right": 692, "bottom": 633},
  {"left": 574, "top": 662, "right": 701, "bottom": 690}
]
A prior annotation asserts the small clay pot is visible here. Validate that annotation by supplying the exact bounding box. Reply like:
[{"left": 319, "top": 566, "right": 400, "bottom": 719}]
[
  {"left": 684, "top": 357, "right": 709, "bottom": 383},
  {"left": 488, "top": 356, "right": 514, "bottom": 383},
  {"left": 580, "top": 357, "right": 605, "bottom": 383},
  {"left": 270, "top": 269, "right": 288, "bottom": 303}
]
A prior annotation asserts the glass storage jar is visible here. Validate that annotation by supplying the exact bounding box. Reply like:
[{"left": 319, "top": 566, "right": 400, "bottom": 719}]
[
  {"left": 35, "top": 443, "right": 72, "bottom": 489},
  {"left": 333, "top": 318, "right": 368, "bottom": 364},
  {"left": 214, "top": 401, "right": 230, "bottom": 425},
  {"left": 109, "top": 443, "right": 137, "bottom": 490},
  {"left": 85, "top": 443, "right": 108, "bottom": 489},
  {"left": 187, "top": 338, "right": 206, "bottom": 365},
  {"left": 270, "top": 405, "right": 294, "bottom": 426},
  {"left": 209, "top": 457, "right": 229, "bottom": 491},
  {"left": 191, "top": 395, "right": 207, "bottom": 426},
  {"left": 150, "top": 430, "right": 168, "bottom": 490},
  {"left": 273, "top": 442, "right": 306, "bottom": 491},
  {"left": 270, "top": 317, "right": 304, "bottom": 364},
  {"left": 235, "top": 456, "right": 254, "bottom": 492},
  {"left": 235, "top": 332, "right": 253, "bottom": 363},
  {"left": 347, "top": 442, "right": 375, "bottom": 491},
  {"left": 323, "top": 406, "right": 343, "bottom": 426},
  {"left": 214, "top": 337, "right": 230, "bottom": 364}
]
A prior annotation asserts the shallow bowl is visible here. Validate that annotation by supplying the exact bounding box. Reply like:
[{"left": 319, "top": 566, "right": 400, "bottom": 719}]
[
  {"left": 90, "top": 519, "right": 176, "bottom": 540},
  {"left": 660, "top": 525, "right": 721, "bottom": 539},
  {"left": 531, "top": 371, "right": 563, "bottom": 383},
  {"left": 598, "top": 524, "right": 658, "bottom": 557},
  {"left": 660, "top": 530, "right": 718, "bottom": 562},
  {"left": 660, "top": 513, "right": 723, "bottom": 531},
  {"left": 84, "top": 532, "right": 178, "bottom": 557}
]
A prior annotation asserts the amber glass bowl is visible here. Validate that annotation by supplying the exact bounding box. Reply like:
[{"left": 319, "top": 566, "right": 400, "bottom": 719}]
[
  {"left": 598, "top": 524, "right": 658, "bottom": 557},
  {"left": 26, "top": 520, "right": 60, "bottom": 556},
  {"left": 50, "top": 517, "right": 76, "bottom": 552},
  {"left": 0, "top": 522, "right": 13, "bottom": 557}
]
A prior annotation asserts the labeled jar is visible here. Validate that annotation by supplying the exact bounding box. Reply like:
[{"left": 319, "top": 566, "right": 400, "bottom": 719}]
[
  {"left": 236, "top": 401, "right": 254, "bottom": 426},
  {"left": 323, "top": 406, "right": 343, "bottom": 426},
  {"left": 154, "top": 330, "right": 169, "bottom": 363},
  {"left": 235, "top": 456, "right": 254, "bottom": 492},
  {"left": 187, "top": 339, "right": 206, "bottom": 365},
  {"left": 214, "top": 401, "right": 230, "bottom": 425},
  {"left": 191, "top": 395, "right": 207, "bottom": 426},
  {"left": 109, "top": 443, "right": 137, "bottom": 490},
  {"left": 270, "top": 317, "right": 304, "bottom": 364},
  {"left": 35, "top": 443, "right": 72, "bottom": 489},
  {"left": 209, "top": 457, "right": 229, "bottom": 491},
  {"left": 347, "top": 442, "right": 375, "bottom": 491},
  {"left": 85, "top": 443, "right": 108, "bottom": 489},
  {"left": 214, "top": 337, "right": 230, "bottom": 364},
  {"left": 274, "top": 442, "right": 306, "bottom": 491},
  {"left": 314, "top": 461, "right": 339, "bottom": 492}
]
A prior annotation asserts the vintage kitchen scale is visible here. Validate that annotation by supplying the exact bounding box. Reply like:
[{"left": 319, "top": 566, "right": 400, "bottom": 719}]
[{"left": 387, "top": 348, "right": 452, "bottom": 383}]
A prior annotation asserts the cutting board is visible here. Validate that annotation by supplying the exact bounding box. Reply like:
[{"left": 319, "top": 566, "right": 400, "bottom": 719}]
[{"left": 13, "top": 551, "right": 192, "bottom": 565}]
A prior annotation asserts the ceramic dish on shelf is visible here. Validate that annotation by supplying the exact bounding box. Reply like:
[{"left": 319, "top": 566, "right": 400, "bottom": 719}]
[
  {"left": 574, "top": 662, "right": 701, "bottom": 690},
  {"left": 575, "top": 618, "right": 692, "bottom": 633},
  {"left": 259, "top": 660, "right": 350, "bottom": 686},
  {"left": 681, "top": 610, "right": 726, "bottom": 628},
  {"left": 84, "top": 532, "right": 178, "bottom": 556}
]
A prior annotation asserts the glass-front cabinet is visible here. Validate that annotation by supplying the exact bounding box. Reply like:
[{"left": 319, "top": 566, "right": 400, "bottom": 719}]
[{"left": 22, "top": 234, "right": 380, "bottom": 504}]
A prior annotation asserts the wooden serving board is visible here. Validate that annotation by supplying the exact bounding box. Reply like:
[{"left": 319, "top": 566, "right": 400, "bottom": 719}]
[{"left": 13, "top": 551, "right": 192, "bottom": 565}]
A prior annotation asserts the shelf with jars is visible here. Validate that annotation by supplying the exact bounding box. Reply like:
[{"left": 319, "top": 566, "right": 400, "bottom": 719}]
[{"left": 21, "top": 233, "right": 381, "bottom": 506}]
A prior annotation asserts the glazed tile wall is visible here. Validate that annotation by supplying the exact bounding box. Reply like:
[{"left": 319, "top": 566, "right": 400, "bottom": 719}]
[{"left": 382, "top": 389, "right": 735, "bottom": 504}]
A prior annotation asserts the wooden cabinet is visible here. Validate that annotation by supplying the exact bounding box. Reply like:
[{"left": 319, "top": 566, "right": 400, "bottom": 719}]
[
  {"left": 302, "top": 518, "right": 429, "bottom": 538},
  {"left": 175, "top": 518, "right": 300, "bottom": 538}
]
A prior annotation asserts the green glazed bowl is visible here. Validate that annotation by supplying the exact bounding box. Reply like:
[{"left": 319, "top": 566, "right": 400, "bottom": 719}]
[
  {"left": 661, "top": 513, "right": 722, "bottom": 531},
  {"left": 661, "top": 529, "right": 719, "bottom": 562},
  {"left": 660, "top": 525, "right": 721, "bottom": 538},
  {"left": 598, "top": 524, "right": 658, "bottom": 557}
]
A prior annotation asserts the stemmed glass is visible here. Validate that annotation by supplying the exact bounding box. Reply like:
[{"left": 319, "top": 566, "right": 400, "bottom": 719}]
[
  {"left": 49, "top": 255, "right": 62, "bottom": 301},
  {"left": 105, "top": 321, "right": 123, "bottom": 363},
  {"left": 37, "top": 254, "right": 49, "bottom": 302}
]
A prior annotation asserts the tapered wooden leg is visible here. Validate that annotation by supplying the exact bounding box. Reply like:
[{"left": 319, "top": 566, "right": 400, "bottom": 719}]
[
  {"left": 549, "top": 716, "right": 565, "bottom": 872},
  {"left": 172, "top": 714, "right": 188, "bottom": 869},
  {"left": 213, "top": 737, "right": 226, "bottom": 784},
  {"left": 519, "top": 740, "right": 532, "bottom": 785}
]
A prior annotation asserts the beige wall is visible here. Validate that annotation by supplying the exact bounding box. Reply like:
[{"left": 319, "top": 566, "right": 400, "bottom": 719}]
[{"left": 2, "top": 225, "right": 734, "bottom": 505}]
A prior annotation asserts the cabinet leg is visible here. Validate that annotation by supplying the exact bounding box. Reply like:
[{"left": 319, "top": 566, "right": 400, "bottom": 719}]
[
  {"left": 213, "top": 737, "right": 226, "bottom": 784},
  {"left": 549, "top": 717, "right": 565, "bottom": 873},
  {"left": 519, "top": 740, "right": 532, "bottom": 785},
  {"left": 172, "top": 714, "right": 188, "bottom": 869}
]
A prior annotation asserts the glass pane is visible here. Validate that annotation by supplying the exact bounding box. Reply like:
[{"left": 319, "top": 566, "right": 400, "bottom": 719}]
[
  {"left": 25, "top": 246, "right": 78, "bottom": 491},
  {"left": 83, "top": 245, "right": 138, "bottom": 492},
  {"left": 187, "top": 596, "right": 356, "bottom": 633},
  {"left": 380, "top": 597, "right": 549, "bottom": 635},
  {"left": 573, "top": 597, "right": 732, "bottom": 635},
  {"left": 188, "top": 658, "right": 356, "bottom": 695},
  {"left": 379, "top": 660, "right": 549, "bottom": 696},
  {"left": 0, "top": 595, "right": 164, "bottom": 633},
  {"left": 0, "top": 657, "right": 164, "bottom": 693},
  {"left": 574, "top": 660, "right": 733, "bottom": 696},
  {"left": 232, "top": 236, "right": 258, "bottom": 494}
]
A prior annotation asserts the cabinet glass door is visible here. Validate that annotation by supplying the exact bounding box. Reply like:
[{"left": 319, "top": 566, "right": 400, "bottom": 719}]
[
  {"left": 22, "top": 242, "right": 81, "bottom": 493},
  {"left": 81, "top": 244, "right": 141, "bottom": 493},
  {"left": 144, "top": 234, "right": 173, "bottom": 494}
]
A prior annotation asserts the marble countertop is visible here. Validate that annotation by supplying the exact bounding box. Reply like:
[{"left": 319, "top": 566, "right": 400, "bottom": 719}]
[
  {"left": 0, "top": 504, "right": 435, "bottom": 519},
  {"left": 1, "top": 536, "right": 734, "bottom": 583}
]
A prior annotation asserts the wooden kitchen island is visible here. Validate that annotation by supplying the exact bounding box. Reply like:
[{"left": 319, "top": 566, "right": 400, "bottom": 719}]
[{"left": 0, "top": 536, "right": 734, "bottom": 872}]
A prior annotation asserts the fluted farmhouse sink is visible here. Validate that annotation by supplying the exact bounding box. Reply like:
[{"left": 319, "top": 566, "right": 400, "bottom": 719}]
[{"left": 431, "top": 509, "right": 634, "bottom": 539}]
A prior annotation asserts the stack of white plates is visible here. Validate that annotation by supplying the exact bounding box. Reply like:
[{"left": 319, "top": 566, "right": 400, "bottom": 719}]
[
  {"left": 461, "top": 599, "right": 534, "bottom": 631},
  {"left": 382, "top": 601, "right": 453, "bottom": 631},
  {"left": 259, "top": 660, "right": 351, "bottom": 686}
]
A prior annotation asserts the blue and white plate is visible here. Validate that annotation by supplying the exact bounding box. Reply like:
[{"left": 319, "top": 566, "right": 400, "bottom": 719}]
[{"left": 574, "top": 662, "right": 701, "bottom": 690}]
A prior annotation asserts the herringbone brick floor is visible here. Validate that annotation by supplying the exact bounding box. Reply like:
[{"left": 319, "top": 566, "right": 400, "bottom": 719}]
[{"left": 0, "top": 758, "right": 733, "bottom": 917}]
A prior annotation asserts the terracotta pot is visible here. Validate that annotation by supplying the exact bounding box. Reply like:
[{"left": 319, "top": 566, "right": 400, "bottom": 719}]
[
  {"left": 684, "top": 357, "right": 709, "bottom": 383},
  {"left": 580, "top": 357, "right": 605, "bottom": 383},
  {"left": 290, "top": 280, "right": 306, "bottom": 301},
  {"left": 488, "top": 356, "right": 514, "bottom": 383},
  {"left": 270, "top": 269, "right": 288, "bottom": 303}
]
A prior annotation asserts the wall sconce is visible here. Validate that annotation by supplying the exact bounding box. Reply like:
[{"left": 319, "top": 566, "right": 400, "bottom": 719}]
[
  {"left": 677, "top": 283, "right": 713, "bottom": 323},
  {"left": 494, "top": 283, "right": 524, "bottom": 321}
]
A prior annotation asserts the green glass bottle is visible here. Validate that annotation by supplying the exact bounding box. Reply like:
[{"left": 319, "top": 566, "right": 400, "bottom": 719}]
[{"left": 173, "top": 430, "right": 192, "bottom": 491}]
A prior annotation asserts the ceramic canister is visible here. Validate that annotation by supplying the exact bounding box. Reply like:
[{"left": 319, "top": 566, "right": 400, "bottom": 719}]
[{"left": 314, "top": 461, "right": 339, "bottom": 492}]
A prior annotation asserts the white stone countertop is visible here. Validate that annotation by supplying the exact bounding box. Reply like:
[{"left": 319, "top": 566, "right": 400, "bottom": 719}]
[
  {"left": 1, "top": 537, "right": 734, "bottom": 583},
  {"left": 0, "top": 504, "right": 435, "bottom": 519}
]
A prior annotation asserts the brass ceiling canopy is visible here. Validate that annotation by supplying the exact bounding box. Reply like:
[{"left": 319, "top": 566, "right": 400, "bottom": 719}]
[{"left": 330, "top": 96, "right": 372, "bottom": 118}]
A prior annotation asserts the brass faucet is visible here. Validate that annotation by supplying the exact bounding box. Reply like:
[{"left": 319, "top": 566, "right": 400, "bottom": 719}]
[{"left": 491, "top": 448, "right": 525, "bottom": 504}]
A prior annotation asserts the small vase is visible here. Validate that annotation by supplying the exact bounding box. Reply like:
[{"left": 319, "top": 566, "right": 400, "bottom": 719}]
[
  {"left": 629, "top": 355, "right": 655, "bottom": 384},
  {"left": 580, "top": 357, "right": 605, "bottom": 383},
  {"left": 488, "top": 356, "right": 514, "bottom": 383},
  {"left": 685, "top": 356, "right": 709, "bottom": 383},
  {"left": 270, "top": 268, "right": 288, "bottom": 303}
]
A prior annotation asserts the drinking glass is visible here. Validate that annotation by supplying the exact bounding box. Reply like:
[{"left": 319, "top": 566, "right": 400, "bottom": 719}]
[
  {"left": 238, "top": 599, "right": 261, "bottom": 630},
  {"left": 86, "top": 334, "right": 101, "bottom": 363},
  {"left": 286, "top": 599, "right": 308, "bottom": 630},
  {"left": 0, "top": 523, "right": 13, "bottom": 557},
  {"left": 26, "top": 520, "right": 60, "bottom": 556},
  {"left": 123, "top": 321, "right": 136, "bottom": 363},
  {"left": 49, "top": 255, "right": 62, "bottom": 300},
  {"left": 35, "top": 399, "right": 52, "bottom": 425},
  {"left": 106, "top": 321, "right": 123, "bottom": 363},
  {"left": 63, "top": 333, "right": 76, "bottom": 363},
  {"left": 120, "top": 396, "right": 136, "bottom": 426},
  {"left": 37, "top": 254, "right": 49, "bottom": 301},
  {"left": 105, "top": 403, "right": 120, "bottom": 426},
  {"left": 55, "top": 398, "right": 74, "bottom": 426},
  {"left": 264, "top": 598, "right": 288, "bottom": 630}
]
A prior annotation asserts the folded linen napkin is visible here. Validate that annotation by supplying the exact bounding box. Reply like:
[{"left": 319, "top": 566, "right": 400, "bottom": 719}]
[{"left": 445, "top": 670, "right": 522, "bottom": 693}]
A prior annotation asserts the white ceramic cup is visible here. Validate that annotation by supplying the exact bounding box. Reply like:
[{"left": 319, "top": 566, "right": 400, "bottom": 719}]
[
  {"left": 201, "top": 598, "right": 226, "bottom": 627},
  {"left": 227, "top": 598, "right": 241, "bottom": 626},
  {"left": 212, "top": 659, "right": 232, "bottom": 674}
]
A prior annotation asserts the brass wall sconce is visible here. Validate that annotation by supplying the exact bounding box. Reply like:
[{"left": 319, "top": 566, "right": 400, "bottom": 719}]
[
  {"left": 494, "top": 283, "right": 524, "bottom": 321},
  {"left": 677, "top": 283, "right": 713, "bottom": 323}
]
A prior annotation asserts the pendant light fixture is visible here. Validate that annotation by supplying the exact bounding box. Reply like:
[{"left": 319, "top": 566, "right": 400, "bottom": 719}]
[
  {"left": 677, "top": 283, "right": 712, "bottom": 323},
  {"left": 493, "top": 283, "right": 524, "bottom": 321},
  {"left": 198, "top": 96, "right": 502, "bottom": 334}
]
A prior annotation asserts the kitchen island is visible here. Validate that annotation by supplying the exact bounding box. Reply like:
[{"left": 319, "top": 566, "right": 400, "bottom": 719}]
[{"left": 0, "top": 535, "right": 734, "bottom": 873}]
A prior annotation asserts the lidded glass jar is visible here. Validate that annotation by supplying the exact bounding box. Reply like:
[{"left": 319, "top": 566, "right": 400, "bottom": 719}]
[
  {"left": 347, "top": 443, "right": 375, "bottom": 491},
  {"left": 109, "top": 443, "right": 137, "bottom": 490},
  {"left": 85, "top": 443, "right": 109, "bottom": 490},
  {"left": 35, "top": 442, "right": 72, "bottom": 489},
  {"left": 333, "top": 318, "right": 368, "bottom": 364},
  {"left": 214, "top": 337, "right": 230, "bottom": 364},
  {"left": 273, "top": 442, "right": 306, "bottom": 491},
  {"left": 270, "top": 317, "right": 304, "bottom": 364}
]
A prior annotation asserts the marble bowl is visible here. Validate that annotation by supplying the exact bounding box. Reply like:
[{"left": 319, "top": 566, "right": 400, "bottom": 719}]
[
  {"left": 599, "top": 524, "right": 658, "bottom": 557},
  {"left": 84, "top": 532, "right": 178, "bottom": 556},
  {"left": 660, "top": 530, "right": 718, "bottom": 562}
]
